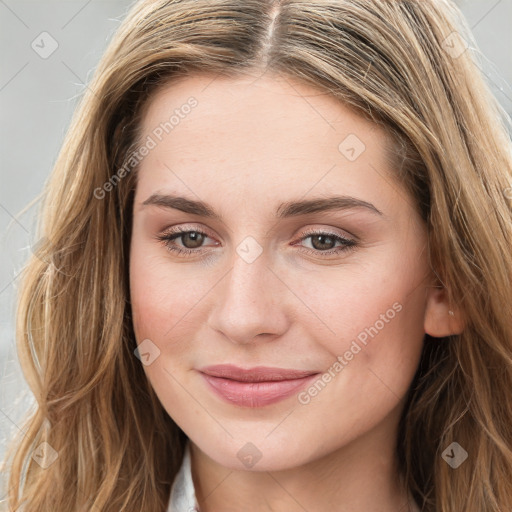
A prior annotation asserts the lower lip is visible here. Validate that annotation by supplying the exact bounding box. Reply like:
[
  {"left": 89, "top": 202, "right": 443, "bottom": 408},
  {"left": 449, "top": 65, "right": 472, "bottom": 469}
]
[{"left": 200, "top": 373, "right": 319, "bottom": 407}]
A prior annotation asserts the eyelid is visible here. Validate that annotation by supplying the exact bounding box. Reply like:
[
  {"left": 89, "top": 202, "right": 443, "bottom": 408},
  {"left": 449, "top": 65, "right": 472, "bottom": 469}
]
[
  {"left": 291, "top": 225, "right": 358, "bottom": 243},
  {"left": 160, "top": 223, "right": 218, "bottom": 240},
  {"left": 159, "top": 223, "right": 357, "bottom": 244}
]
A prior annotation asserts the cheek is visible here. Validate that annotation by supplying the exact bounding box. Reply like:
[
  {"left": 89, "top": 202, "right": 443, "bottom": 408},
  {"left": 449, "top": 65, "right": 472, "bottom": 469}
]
[
  {"left": 293, "top": 253, "right": 425, "bottom": 350},
  {"left": 129, "top": 252, "right": 168, "bottom": 342},
  {"left": 296, "top": 249, "right": 427, "bottom": 394},
  {"left": 128, "top": 242, "right": 201, "bottom": 415},
  {"left": 129, "top": 238, "right": 216, "bottom": 351},
  {"left": 129, "top": 234, "right": 177, "bottom": 357}
]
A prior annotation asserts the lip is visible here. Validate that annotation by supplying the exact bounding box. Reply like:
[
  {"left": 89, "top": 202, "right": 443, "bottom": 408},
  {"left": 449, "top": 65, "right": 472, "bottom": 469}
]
[{"left": 198, "top": 364, "right": 320, "bottom": 407}]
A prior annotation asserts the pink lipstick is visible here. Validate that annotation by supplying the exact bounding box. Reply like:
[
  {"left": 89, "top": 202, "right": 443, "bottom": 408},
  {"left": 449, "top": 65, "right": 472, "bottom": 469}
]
[{"left": 198, "top": 364, "right": 319, "bottom": 407}]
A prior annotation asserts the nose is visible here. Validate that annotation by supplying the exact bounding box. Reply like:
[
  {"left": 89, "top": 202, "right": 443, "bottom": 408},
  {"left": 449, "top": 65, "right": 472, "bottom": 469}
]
[{"left": 206, "top": 246, "right": 289, "bottom": 345}]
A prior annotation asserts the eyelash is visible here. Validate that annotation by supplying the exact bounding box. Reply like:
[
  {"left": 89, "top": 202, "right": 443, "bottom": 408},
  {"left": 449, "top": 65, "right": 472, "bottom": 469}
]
[{"left": 156, "top": 226, "right": 358, "bottom": 258}]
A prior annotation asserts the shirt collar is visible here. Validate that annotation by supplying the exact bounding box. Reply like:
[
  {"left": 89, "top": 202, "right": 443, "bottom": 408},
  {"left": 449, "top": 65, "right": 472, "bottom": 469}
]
[{"left": 167, "top": 441, "right": 200, "bottom": 512}]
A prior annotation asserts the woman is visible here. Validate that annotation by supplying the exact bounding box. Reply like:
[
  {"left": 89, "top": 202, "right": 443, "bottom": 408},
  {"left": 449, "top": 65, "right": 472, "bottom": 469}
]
[{"left": 3, "top": 0, "right": 512, "bottom": 511}]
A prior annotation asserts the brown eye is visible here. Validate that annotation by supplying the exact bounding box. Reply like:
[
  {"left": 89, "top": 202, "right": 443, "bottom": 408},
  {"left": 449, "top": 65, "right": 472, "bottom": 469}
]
[
  {"left": 174, "top": 231, "right": 206, "bottom": 249},
  {"left": 156, "top": 228, "right": 217, "bottom": 256},
  {"left": 295, "top": 230, "right": 358, "bottom": 258},
  {"left": 309, "top": 234, "right": 337, "bottom": 251}
]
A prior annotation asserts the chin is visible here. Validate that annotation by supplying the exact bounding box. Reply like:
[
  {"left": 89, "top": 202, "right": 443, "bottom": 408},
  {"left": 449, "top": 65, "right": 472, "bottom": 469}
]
[{"left": 190, "top": 432, "right": 322, "bottom": 472}]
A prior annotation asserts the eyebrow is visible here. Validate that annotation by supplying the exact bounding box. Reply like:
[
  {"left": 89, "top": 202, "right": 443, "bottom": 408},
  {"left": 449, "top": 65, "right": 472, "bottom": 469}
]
[{"left": 142, "top": 193, "right": 384, "bottom": 219}]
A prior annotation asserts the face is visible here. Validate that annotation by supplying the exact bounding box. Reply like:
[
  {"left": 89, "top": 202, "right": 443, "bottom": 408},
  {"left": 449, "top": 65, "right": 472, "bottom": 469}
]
[{"left": 129, "top": 70, "right": 434, "bottom": 472}]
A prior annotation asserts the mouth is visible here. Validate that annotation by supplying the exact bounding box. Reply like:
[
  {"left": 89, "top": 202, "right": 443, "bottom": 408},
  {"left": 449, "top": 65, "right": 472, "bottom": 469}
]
[{"left": 198, "top": 364, "right": 320, "bottom": 407}]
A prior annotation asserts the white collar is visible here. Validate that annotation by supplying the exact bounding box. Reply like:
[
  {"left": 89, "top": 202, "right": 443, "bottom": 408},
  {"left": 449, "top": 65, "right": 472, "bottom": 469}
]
[{"left": 167, "top": 442, "right": 200, "bottom": 512}]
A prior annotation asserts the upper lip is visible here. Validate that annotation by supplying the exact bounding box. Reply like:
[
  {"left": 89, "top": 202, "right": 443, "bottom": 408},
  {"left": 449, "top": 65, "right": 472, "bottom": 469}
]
[{"left": 198, "top": 364, "right": 319, "bottom": 382}]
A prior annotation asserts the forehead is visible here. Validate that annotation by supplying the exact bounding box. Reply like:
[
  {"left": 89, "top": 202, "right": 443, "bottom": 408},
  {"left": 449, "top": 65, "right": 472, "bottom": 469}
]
[
  {"left": 138, "top": 71, "right": 388, "bottom": 152},
  {"left": 134, "top": 72, "right": 402, "bottom": 220}
]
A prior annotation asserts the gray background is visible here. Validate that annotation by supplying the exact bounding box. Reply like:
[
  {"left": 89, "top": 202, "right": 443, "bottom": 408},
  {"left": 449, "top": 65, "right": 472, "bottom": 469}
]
[{"left": 1, "top": 0, "right": 511, "bottom": 502}]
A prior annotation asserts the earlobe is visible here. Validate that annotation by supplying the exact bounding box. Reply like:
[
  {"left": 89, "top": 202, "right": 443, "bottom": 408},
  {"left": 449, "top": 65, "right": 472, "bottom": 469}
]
[{"left": 424, "top": 285, "right": 465, "bottom": 337}]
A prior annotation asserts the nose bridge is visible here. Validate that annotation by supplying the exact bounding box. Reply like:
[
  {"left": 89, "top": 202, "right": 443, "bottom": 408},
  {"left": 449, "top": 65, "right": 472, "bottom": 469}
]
[
  {"left": 229, "top": 242, "right": 271, "bottom": 302},
  {"left": 207, "top": 239, "right": 287, "bottom": 343}
]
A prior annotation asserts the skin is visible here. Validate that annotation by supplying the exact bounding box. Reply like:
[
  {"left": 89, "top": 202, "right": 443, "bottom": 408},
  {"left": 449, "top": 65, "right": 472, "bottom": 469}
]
[{"left": 129, "top": 69, "right": 464, "bottom": 512}]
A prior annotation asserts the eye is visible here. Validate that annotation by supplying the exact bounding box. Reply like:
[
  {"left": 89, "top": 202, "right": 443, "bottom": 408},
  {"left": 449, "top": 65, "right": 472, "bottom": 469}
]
[
  {"left": 293, "top": 229, "right": 358, "bottom": 257},
  {"left": 156, "top": 226, "right": 358, "bottom": 258},
  {"left": 156, "top": 227, "right": 217, "bottom": 256}
]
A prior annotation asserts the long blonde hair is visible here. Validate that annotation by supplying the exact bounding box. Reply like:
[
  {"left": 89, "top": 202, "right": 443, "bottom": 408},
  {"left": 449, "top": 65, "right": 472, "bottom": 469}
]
[{"left": 3, "top": 0, "right": 512, "bottom": 510}]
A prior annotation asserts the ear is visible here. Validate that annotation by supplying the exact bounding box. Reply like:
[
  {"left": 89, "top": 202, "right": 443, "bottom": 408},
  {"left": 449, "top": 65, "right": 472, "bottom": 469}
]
[{"left": 424, "top": 285, "right": 465, "bottom": 337}]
